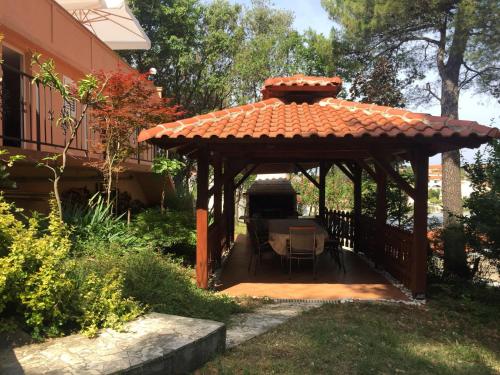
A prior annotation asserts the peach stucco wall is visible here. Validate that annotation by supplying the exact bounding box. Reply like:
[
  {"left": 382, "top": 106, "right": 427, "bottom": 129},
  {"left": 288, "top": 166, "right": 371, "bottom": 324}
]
[{"left": 0, "top": 0, "right": 131, "bottom": 78}]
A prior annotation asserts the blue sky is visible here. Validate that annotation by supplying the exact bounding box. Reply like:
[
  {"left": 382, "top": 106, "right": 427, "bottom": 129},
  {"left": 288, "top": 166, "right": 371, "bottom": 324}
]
[{"left": 229, "top": 0, "right": 500, "bottom": 162}]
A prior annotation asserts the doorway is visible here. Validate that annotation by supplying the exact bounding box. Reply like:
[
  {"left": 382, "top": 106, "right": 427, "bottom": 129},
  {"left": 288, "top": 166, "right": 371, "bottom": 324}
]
[{"left": 1, "top": 46, "right": 24, "bottom": 147}]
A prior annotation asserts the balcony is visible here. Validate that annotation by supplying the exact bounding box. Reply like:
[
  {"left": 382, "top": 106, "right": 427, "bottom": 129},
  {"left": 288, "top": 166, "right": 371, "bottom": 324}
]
[{"left": 0, "top": 62, "right": 157, "bottom": 165}]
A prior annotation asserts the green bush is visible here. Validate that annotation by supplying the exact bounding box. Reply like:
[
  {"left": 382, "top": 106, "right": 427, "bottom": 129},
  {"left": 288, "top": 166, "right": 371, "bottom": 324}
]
[
  {"left": 64, "top": 194, "right": 138, "bottom": 255},
  {"left": 76, "top": 268, "right": 142, "bottom": 337},
  {"left": 73, "top": 248, "right": 240, "bottom": 324},
  {"left": 132, "top": 208, "right": 196, "bottom": 264},
  {"left": 0, "top": 197, "right": 141, "bottom": 338},
  {"left": 120, "top": 250, "right": 240, "bottom": 323}
]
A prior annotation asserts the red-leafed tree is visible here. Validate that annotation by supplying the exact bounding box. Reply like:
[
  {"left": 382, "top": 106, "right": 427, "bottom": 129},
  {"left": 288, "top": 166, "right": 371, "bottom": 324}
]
[{"left": 90, "top": 70, "right": 183, "bottom": 206}]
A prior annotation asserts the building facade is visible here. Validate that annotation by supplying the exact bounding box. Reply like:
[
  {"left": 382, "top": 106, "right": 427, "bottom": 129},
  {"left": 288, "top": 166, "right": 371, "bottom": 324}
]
[{"left": 0, "top": 0, "right": 165, "bottom": 213}]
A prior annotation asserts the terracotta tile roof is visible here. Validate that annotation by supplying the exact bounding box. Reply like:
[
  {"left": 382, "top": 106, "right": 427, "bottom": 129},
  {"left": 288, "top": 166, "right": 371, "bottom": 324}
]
[
  {"left": 138, "top": 96, "right": 499, "bottom": 142},
  {"left": 261, "top": 74, "right": 342, "bottom": 99}
]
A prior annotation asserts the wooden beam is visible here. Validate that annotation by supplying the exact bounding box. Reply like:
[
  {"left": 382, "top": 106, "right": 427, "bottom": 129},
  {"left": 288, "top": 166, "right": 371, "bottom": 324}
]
[
  {"left": 335, "top": 162, "right": 355, "bottom": 182},
  {"left": 213, "top": 155, "right": 223, "bottom": 266},
  {"left": 223, "top": 161, "right": 235, "bottom": 245},
  {"left": 353, "top": 164, "right": 362, "bottom": 253},
  {"left": 411, "top": 152, "right": 429, "bottom": 297},
  {"left": 375, "top": 164, "right": 387, "bottom": 268},
  {"left": 294, "top": 163, "right": 320, "bottom": 189},
  {"left": 234, "top": 164, "right": 259, "bottom": 190},
  {"left": 356, "top": 159, "right": 378, "bottom": 182},
  {"left": 372, "top": 155, "right": 416, "bottom": 199},
  {"left": 319, "top": 162, "right": 327, "bottom": 222},
  {"left": 196, "top": 147, "right": 209, "bottom": 289}
]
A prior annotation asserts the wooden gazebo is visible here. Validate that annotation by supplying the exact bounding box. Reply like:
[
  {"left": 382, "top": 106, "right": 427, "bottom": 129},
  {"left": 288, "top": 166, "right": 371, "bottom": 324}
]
[{"left": 139, "top": 74, "right": 499, "bottom": 297}]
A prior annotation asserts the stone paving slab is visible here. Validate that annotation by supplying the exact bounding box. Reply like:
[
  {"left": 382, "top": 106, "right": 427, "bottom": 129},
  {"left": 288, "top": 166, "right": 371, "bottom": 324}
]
[
  {"left": 225, "top": 302, "right": 322, "bottom": 348},
  {"left": 0, "top": 313, "right": 225, "bottom": 375}
]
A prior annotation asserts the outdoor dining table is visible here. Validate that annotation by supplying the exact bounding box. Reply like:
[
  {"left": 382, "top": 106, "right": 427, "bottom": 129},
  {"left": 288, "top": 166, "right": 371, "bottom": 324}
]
[{"left": 267, "top": 218, "right": 329, "bottom": 256}]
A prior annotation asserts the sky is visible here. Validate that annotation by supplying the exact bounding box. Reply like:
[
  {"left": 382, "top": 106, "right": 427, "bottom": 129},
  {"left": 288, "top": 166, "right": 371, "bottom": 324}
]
[{"left": 228, "top": 0, "right": 500, "bottom": 164}]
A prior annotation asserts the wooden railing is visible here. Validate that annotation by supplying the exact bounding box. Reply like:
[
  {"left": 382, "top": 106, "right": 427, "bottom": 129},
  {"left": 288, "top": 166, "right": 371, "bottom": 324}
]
[
  {"left": 359, "top": 215, "right": 377, "bottom": 259},
  {"left": 383, "top": 224, "right": 412, "bottom": 288},
  {"left": 0, "top": 63, "right": 156, "bottom": 164},
  {"left": 325, "top": 209, "right": 355, "bottom": 248},
  {"left": 328, "top": 211, "right": 413, "bottom": 290}
]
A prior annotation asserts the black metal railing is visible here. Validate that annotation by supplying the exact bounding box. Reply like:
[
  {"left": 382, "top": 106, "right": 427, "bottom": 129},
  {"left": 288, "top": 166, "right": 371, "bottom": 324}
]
[{"left": 0, "top": 63, "right": 155, "bottom": 163}]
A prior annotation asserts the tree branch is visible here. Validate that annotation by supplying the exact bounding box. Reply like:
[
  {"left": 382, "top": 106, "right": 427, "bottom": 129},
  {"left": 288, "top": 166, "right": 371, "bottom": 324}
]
[{"left": 425, "top": 82, "right": 442, "bottom": 101}]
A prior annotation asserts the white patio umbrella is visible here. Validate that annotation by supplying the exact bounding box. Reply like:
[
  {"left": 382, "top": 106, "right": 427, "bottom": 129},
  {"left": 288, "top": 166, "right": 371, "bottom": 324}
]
[{"left": 56, "top": 0, "right": 151, "bottom": 50}]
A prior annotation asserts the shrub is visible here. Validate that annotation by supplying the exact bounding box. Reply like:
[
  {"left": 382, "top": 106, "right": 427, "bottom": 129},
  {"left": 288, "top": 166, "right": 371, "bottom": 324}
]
[
  {"left": 0, "top": 200, "right": 74, "bottom": 337},
  {"left": 0, "top": 197, "right": 141, "bottom": 338},
  {"left": 72, "top": 248, "right": 240, "bottom": 324},
  {"left": 76, "top": 268, "right": 142, "bottom": 337},
  {"left": 64, "top": 194, "right": 138, "bottom": 255},
  {"left": 132, "top": 208, "right": 196, "bottom": 263},
  {"left": 120, "top": 250, "right": 241, "bottom": 323}
]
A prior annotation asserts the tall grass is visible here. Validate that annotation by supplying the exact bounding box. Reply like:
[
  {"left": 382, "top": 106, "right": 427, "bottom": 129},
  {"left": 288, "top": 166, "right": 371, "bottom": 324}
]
[{"left": 63, "top": 194, "right": 138, "bottom": 254}]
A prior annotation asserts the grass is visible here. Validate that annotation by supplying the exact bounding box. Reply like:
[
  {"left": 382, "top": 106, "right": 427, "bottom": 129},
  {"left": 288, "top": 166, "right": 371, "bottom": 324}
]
[{"left": 200, "top": 283, "right": 500, "bottom": 374}]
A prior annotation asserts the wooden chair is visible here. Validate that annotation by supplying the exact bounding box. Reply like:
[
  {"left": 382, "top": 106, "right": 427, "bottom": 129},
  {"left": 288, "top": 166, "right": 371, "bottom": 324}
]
[
  {"left": 247, "top": 219, "right": 274, "bottom": 275},
  {"left": 288, "top": 226, "right": 317, "bottom": 279}
]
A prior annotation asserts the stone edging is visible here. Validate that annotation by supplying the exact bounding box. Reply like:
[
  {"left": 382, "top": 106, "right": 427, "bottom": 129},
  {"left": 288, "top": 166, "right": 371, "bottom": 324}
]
[{"left": 1, "top": 313, "right": 226, "bottom": 375}]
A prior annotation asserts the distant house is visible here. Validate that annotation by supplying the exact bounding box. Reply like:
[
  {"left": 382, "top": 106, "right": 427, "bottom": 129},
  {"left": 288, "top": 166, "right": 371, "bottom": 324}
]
[
  {"left": 428, "top": 164, "right": 472, "bottom": 200},
  {"left": 0, "top": 0, "right": 169, "bottom": 212}
]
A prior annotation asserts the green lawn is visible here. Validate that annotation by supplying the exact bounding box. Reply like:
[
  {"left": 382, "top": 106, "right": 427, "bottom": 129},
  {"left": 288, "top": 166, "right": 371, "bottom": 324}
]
[{"left": 200, "top": 283, "right": 500, "bottom": 375}]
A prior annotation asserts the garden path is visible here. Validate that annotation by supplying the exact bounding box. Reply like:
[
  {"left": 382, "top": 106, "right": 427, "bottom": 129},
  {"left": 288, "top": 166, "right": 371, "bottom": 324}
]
[{"left": 226, "top": 301, "right": 322, "bottom": 348}]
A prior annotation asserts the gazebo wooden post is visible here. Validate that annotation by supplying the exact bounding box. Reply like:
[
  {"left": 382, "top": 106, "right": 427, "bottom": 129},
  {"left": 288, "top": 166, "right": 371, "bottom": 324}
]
[
  {"left": 375, "top": 165, "right": 387, "bottom": 267},
  {"left": 213, "top": 154, "right": 223, "bottom": 265},
  {"left": 319, "top": 161, "right": 327, "bottom": 223},
  {"left": 196, "top": 147, "right": 209, "bottom": 289},
  {"left": 353, "top": 164, "right": 362, "bottom": 253},
  {"left": 223, "top": 160, "right": 235, "bottom": 246},
  {"left": 411, "top": 151, "right": 429, "bottom": 297}
]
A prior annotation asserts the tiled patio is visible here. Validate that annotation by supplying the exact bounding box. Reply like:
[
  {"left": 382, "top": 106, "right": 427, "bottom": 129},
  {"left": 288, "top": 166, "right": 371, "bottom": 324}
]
[{"left": 218, "top": 234, "right": 408, "bottom": 301}]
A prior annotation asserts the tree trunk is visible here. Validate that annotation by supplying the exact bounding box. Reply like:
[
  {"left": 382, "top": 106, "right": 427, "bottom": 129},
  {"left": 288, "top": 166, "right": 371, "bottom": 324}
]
[
  {"left": 440, "top": 72, "right": 469, "bottom": 277},
  {"left": 53, "top": 174, "right": 62, "bottom": 220}
]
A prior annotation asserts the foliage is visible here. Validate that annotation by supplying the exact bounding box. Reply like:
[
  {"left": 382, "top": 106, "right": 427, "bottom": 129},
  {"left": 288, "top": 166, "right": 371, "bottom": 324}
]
[
  {"left": 152, "top": 155, "right": 186, "bottom": 211},
  {"left": 232, "top": 0, "right": 303, "bottom": 104},
  {"left": 350, "top": 57, "right": 406, "bottom": 107},
  {"left": 0, "top": 149, "right": 26, "bottom": 189},
  {"left": 0, "top": 199, "right": 74, "bottom": 337},
  {"left": 124, "top": 0, "right": 334, "bottom": 111},
  {"left": 90, "top": 70, "right": 182, "bottom": 206},
  {"left": 322, "top": 0, "right": 499, "bottom": 101},
  {"left": 296, "top": 29, "right": 335, "bottom": 77},
  {"left": 291, "top": 171, "right": 319, "bottom": 216},
  {"left": 63, "top": 194, "right": 138, "bottom": 255},
  {"left": 151, "top": 155, "right": 186, "bottom": 176},
  {"left": 75, "top": 268, "right": 141, "bottom": 337},
  {"left": 292, "top": 166, "right": 353, "bottom": 216},
  {"left": 462, "top": 140, "right": 500, "bottom": 277},
  {"left": 362, "top": 164, "right": 414, "bottom": 229},
  {"left": 0, "top": 198, "right": 140, "bottom": 338},
  {"left": 119, "top": 250, "right": 241, "bottom": 323},
  {"left": 122, "top": 0, "right": 244, "bottom": 115},
  {"left": 132, "top": 208, "right": 196, "bottom": 264},
  {"left": 70, "top": 247, "right": 239, "bottom": 324},
  {"left": 325, "top": 167, "right": 353, "bottom": 211},
  {"left": 31, "top": 53, "right": 107, "bottom": 219}
]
